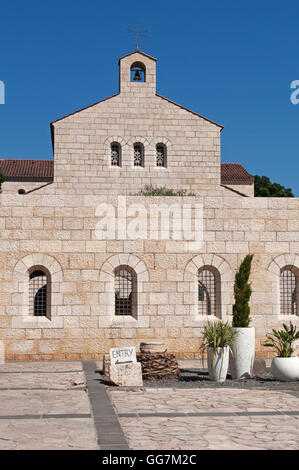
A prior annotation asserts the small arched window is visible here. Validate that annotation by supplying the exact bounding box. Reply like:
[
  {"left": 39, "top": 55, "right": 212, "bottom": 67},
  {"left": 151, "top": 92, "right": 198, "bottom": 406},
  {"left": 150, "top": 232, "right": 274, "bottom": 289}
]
[
  {"left": 115, "top": 266, "right": 137, "bottom": 317},
  {"left": 130, "top": 62, "right": 146, "bottom": 82},
  {"left": 198, "top": 267, "right": 221, "bottom": 317},
  {"left": 111, "top": 142, "right": 121, "bottom": 167},
  {"left": 134, "top": 143, "right": 144, "bottom": 167},
  {"left": 29, "top": 267, "right": 51, "bottom": 318},
  {"left": 280, "top": 267, "right": 298, "bottom": 315},
  {"left": 156, "top": 143, "right": 167, "bottom": 167}
]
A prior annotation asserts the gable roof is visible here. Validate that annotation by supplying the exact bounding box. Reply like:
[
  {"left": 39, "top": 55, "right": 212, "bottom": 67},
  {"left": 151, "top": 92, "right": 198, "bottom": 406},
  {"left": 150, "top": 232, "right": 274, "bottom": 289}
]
[
  {"left": 221, "top": 163, "right": 254, "bottom": 184},
  {"left": 0, "top": 159, "right": 254, "bottom": 186},
  {"left": 0, "top": 159, "right": 53, "bottom": 180},
  {"left": 156, "top": 94, "right": 224, "bottom": 130},
  {"left": 118, "top": 49, "right": 157, "bottom": 64}
]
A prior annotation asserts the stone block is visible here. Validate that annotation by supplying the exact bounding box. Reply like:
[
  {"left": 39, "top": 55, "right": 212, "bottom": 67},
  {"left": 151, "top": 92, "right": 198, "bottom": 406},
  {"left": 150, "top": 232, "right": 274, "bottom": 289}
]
[
  {"left": 252, "top": 358, "right": 267, "bottom": 376},
  {"left": 109, "top": 362, "right": 143, "bottom": 387}
]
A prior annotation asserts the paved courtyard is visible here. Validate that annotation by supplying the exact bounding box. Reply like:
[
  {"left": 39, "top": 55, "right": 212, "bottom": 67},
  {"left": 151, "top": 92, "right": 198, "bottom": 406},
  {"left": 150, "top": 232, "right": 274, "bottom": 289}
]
[
  {"left": 109, "top": 388, "right": 299, "bottom": 450},
  {"left": 0, "top": 361, "right": 298, "bottom": 450}
]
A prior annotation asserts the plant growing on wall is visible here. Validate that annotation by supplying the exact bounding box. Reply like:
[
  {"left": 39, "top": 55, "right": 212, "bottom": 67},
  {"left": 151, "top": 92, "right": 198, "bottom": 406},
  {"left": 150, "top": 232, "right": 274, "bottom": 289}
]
[
  {"left": 232, "top": 254, "right": 254, "bottom": 328},
  {"left": 133, "top": 184, "right": 196, "bottom": 196},
  {"left": 0, "top": 171, "right": 5, "bottom": 192}
]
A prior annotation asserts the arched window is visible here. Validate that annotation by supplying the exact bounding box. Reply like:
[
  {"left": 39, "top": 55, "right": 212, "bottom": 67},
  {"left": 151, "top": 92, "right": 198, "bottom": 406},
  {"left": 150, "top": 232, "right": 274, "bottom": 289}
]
[
  {"left": 134, "top": 143, "right": 144, "bottom": 167},
  {"left": 130, "top": 62, "right": 146, "bottom": 82},
  {"left": 115, "top": 266, "right": 137, "bottom": 317},
  {"left": 29, "top": 267, "right": 51, "bottom": 318},
  {"left": 198, "top": 267, "right": 221, "bottom": 317},
  {"left": 280, "top": 267, "right": 298, "bottom": 315},
  {"left": 111, "top": 142, "right": 121, "bottom": 167},
  {"left": 156, "top": 143, "right": 167, "bottom": 167}
]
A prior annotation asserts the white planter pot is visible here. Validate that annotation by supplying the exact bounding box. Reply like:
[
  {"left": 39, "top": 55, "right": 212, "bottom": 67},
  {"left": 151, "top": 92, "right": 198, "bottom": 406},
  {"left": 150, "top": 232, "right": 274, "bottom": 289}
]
[
  {"left": 271, "top": 356, "right": 299, "bottom": 382},
  {"left": 208, "top": 347, "right": 229, "bottom": 382},
  {"left": 229, "top": 327, "right": 255, "bottom": 379}
]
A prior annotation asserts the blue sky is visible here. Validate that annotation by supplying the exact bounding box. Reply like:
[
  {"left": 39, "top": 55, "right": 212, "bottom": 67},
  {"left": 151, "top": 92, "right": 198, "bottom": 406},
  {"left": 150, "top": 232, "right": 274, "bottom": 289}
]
[{"left": 0, "top": 0, "right": 299, "bottom": 195}]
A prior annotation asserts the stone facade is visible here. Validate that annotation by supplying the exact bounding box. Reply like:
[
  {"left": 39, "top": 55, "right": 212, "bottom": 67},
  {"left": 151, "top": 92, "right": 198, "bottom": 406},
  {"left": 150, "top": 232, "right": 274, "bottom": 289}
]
[{"left": 0, "top": 50, "right": 298, "bottom": 360}]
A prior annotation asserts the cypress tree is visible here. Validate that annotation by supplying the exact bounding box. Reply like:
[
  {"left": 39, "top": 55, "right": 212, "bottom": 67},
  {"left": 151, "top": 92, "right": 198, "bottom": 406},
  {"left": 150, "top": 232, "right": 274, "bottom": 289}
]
[{"left": 232, "top": 254, "right": 254, "bottom": 328}]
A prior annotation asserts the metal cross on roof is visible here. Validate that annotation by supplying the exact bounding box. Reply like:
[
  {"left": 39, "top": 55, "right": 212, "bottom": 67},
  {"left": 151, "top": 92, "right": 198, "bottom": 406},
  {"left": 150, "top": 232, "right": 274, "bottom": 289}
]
[{"left": 126, "top": 22, "right": 149, "bottom": 50}]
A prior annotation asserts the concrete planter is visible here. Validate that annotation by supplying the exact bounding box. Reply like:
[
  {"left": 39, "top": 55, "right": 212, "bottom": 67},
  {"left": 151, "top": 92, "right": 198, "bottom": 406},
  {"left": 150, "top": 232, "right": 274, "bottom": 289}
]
[
  {"left": 229, "top": 327, "right": 255, "bottom": 379},
  {"left": 208, "top": 347, "right": 229, "bottom": 382},
  {"left": 271, "top": 356, "right": 299, "bottom": 381}
]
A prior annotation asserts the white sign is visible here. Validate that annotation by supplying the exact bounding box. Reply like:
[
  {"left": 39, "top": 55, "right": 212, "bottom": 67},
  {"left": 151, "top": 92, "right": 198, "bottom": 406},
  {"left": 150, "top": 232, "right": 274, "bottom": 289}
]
[{"left": 110, "top": 347, "right": 137, "bottom": 365}]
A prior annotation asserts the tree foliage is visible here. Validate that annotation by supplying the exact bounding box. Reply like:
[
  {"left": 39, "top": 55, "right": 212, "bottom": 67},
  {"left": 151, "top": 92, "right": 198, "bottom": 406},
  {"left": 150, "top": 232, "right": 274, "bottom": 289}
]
[
  {"left": 232, "top": 254, "right": 254, "bottom": 328},
  {"left": 254, "top": 175, "right": 294, "bottom": 197},
  {"left": 0, "top": 170, "right": 5, "bottom": 190}
]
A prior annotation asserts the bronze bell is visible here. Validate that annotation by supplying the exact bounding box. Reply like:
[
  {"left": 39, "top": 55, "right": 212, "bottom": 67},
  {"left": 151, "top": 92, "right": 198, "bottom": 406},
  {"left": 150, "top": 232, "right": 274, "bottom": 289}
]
[{"left": 133, "top": 70, "right": 142, "bottom": 81}]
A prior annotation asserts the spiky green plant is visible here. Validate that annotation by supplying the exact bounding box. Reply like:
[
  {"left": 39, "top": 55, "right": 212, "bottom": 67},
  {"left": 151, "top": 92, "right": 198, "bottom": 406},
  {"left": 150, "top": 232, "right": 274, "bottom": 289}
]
[
  {"left": 264, "top": 322, "right": 299, "bottom": 357},
  {"left": 201, "top": 321, "right": 237, "bottom": 366},
  {"left": 232, "top": 254, "right": 254, "bottom": 327}
]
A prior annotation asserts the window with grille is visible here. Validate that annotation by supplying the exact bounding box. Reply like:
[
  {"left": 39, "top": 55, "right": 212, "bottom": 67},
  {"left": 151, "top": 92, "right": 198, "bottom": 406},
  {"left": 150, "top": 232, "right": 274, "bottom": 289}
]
[
  {"left": 111, "top": 143, "right": 121, "bottom": 166},
  {"left": 156, "top": 144, "right": 166, "bottom": 167},
  {"left": 134, "top": 143, "right": 144, "bottom": 167},
  {"left": 29, "top": 269, "right": 49, "bottom": 317},
  {"left": 115, "top": 267, "right": 136, "bottom": 316},
  {"left": 198, "top": 268, "right": 218, "bottom": 316},
  {"left": 280, "top": 268, "right": 297, "bottom": 315}
]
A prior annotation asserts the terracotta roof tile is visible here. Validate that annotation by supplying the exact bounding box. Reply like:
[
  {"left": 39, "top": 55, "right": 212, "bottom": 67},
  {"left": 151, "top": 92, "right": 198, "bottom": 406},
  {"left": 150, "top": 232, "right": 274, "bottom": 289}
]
[
  {"left": 0, "top": 159, "right": 53, "bottom": 180},
  {"left": 0, "top": 159, "right": 254, "bottom": 185},
  {"left": 221, "top": 163, "right": 254, "bottom": 184}
]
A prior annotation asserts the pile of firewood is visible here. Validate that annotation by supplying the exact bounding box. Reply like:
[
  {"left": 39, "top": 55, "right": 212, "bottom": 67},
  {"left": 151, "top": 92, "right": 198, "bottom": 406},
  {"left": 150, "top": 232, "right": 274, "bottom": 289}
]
[{"left": 137, "top": 352, "right": 180, "bottom": 380}]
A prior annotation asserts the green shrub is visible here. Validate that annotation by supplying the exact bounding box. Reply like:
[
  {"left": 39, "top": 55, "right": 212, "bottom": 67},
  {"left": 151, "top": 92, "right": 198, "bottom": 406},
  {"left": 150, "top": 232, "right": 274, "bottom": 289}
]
[
  {"left": 232, "top": 254, "right": 254, "bottom": 328},
  {"left": 132, "top": 184, "right": 196, "bottom": 196}
]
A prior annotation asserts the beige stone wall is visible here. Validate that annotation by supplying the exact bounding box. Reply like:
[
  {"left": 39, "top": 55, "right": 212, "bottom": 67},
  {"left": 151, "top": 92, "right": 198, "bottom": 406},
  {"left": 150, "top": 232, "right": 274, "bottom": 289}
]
[
  {"left": 0, "top": 51, "right": 298, "bottom": 361},
  {"left": 223, "top": 183, "right": 254, "bottom": 197},
  {"left": 51, "top": 51, "right": 222, "bottom": 197},
  {"left": 0, "top": 191, "right": 298, "bottom": 361},
  {"left": 2, "top": 181, "right": 53, "bottom": 195}
]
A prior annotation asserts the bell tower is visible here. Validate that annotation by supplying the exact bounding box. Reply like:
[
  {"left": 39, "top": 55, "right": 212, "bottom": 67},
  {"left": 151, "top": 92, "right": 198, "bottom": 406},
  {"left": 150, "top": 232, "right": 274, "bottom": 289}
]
[{"left": 118, "top": 50, "right": 157, "bottom": 95}]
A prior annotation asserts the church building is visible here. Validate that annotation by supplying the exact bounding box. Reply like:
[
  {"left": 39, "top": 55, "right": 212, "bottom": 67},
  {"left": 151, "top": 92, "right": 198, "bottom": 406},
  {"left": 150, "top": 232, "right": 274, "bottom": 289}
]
[{"left": 0, "top": 50, "right": 298, "bottom": 360}]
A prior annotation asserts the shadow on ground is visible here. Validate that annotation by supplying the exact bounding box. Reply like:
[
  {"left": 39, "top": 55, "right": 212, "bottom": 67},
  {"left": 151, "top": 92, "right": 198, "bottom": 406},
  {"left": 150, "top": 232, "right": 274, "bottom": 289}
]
[{"left": 94, "top": 368, "right": 299, "bottom": 390}]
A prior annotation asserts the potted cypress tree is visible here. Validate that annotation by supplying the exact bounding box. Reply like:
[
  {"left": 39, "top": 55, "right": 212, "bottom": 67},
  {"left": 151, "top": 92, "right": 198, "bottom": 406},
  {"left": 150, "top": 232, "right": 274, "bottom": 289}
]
[{"left": 229, "top": 254, "right": 255, "bottom": 379}]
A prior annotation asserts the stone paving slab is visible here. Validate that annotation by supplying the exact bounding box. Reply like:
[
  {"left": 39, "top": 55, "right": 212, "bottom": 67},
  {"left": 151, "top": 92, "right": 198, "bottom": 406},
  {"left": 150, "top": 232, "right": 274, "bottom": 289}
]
[
  {"left": 0, "top": 361, "right": 83, "bottom": 373},
  {"left": 109, "top": 388, "right": 299, "bottom": 450},
  {"left": 0, "top": 389, "right": 91, "bottom": 416},
  {"left": 0, "top": 418, "right": 98, "bottom": 450},
  {"left": 0, "top": 361, "right": 98, "bottom": 450},
  {"left": 0, "top": 371, "right": 86, "bottom": 389}
]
